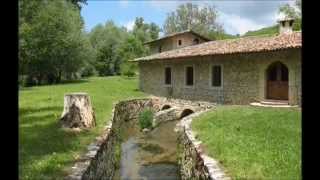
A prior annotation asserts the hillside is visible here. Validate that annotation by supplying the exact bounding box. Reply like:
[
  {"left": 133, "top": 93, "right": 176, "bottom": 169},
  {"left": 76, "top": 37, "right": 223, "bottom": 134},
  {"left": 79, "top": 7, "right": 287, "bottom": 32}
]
[
  {"left": 244, "top": 25, "right": 279, "bottom": 37},
  {"left": 243, "top": 19, "right": 301, "bottom": 37}
]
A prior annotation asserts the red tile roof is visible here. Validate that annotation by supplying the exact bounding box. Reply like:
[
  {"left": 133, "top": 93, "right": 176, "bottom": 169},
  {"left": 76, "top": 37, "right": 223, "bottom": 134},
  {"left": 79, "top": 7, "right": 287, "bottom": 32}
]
[{"left": 133, "top": 32, "right": 301, "bottom": 62}]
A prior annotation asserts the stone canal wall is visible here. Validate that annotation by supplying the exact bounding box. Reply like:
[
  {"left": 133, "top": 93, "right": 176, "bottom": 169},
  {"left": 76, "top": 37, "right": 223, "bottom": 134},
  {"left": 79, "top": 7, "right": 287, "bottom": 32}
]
[
  {"left": 65, "top": 97, "right": 226, "bottom": 180},
  {"left": 65, "top": 98, "right": 155, "bottom": 180},
  {"left": 176, "top": 109, "right": 231, "bottom": 180}
]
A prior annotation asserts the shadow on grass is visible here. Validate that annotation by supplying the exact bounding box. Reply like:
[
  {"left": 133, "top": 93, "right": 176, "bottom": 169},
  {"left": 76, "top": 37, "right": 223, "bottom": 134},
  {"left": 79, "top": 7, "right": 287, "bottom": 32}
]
[
  {"left": 19, "top": 106, "right": 62, "bottom": 119},
  {"left": 19, "top": 105, "right": 96, "bottom": 178},
  {"left": 121, "top": 76, "right": 137, "bottom": 80},
  {"left": 19, "top": 87, "right": 34, "bottom": 91},
  {"left": 59, "top": 79, "right": 90, "bottom": 84},
  {"left": 19, "top": 79, "right": 90, "bottom": 89}
]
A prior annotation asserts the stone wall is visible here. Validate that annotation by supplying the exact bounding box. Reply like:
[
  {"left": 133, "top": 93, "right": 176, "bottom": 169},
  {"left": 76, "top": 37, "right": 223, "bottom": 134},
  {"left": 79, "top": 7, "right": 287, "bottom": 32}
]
[
  {"left": 65, "top": 98, "right": 156, "bottom": 180},
  {"left": 138, "top": 49, "right": 301, "bottom": 105},
  {"left": 176, "top": 110, "right": 230, "bottom": 180},
  {"left": 153, "top": 107, "right": 178, "bottom": 127},
  {"left": 65, "top": 97, "right": 220, "bottom": 179},
  {"left": 149, "top": 33, "right": 208, "bottom": 54}
]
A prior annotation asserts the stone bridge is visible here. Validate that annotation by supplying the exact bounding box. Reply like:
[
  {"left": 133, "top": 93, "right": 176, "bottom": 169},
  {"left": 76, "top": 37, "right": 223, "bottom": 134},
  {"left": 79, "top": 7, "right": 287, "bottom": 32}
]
[{"left": 150, "top": 97, "right": 215, "bottom": 127}]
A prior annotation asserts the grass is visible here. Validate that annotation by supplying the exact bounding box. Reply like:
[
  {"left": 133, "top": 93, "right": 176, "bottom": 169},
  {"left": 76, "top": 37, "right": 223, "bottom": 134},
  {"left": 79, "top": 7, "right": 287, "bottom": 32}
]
[
  {"left": 192, "top": 105, "right": 301, "bottom": 180},
  {"left": 19, "top": 76, "right": 146, "bottom": 180},
  {"left": 243, "top": 25, "right": 279, "bottom": 37}
]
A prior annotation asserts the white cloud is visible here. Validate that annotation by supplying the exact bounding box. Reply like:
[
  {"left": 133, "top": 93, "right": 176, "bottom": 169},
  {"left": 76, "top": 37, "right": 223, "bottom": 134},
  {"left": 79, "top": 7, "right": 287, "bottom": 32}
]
[
  {"left": 124, "top": 20, "right": 135, "bottom": 31},
  {"left": 147, "top": 1, "right": 181, "bottom": 11},
  {"left": 218, "top": 12, "right": 266, "bottom": 35},
  {"left": 147, "top": 1, "right": 216, "bottom": 11},
  {"left": 119, "top": 1, "right": 129, "bottom": 8}
]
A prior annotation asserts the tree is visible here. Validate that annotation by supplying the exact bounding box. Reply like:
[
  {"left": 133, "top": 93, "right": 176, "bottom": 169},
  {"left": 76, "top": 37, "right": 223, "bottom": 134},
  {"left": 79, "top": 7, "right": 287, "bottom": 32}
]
[
  {"left": 89, "top": 21, "right": 129, "bottom": 76},
  {"left": 95, "top": 44, "right": 118, "bottom": 76},
  {"left": 132, "top": 17, "right": 160, "bottom": 42},
  {"left": 88, "top": 17, "right": 160, "bottom": 77},
  {"left": 149, "top": 22, "right": 160, "bottom": 40},
  {"left": 67, "top": 0, "right": 87, "bottom": 10},
  {"left": 132, "top": 17, "right": 151, "bottom": 43},
  {"left": 163, "top": 3, "right": 223, "bottom": 37},
  {"left": 117, "top": 35, "right": 146, "bottom": 76},
  {"left": 279, "top": 0, "right": 301, "bottom": 31},
  {"left": 19, "top": 0, "right": 93, "bottom": 85}
]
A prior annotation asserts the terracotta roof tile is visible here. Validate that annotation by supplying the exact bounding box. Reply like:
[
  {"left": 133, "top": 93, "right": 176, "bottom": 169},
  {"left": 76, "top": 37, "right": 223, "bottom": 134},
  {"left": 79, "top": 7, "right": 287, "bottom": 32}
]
[{"left": 133, "top": 32, "right": 301, "bottom": 62}]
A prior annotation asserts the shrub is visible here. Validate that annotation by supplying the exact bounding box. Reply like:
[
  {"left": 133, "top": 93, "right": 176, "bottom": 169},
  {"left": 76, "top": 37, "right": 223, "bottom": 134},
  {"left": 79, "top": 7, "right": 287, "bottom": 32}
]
[
  {"left": 19, "top": 75, "right": 28, "bottom": 87},
  {"left": 123, "top": 70, "right": 135, "bottom": 77},
  {"left": 138, "top": 109, "right": 154, "bottom": 129},
  {"left": 121, "top": 62, "right": 136, "bottom": 77}
]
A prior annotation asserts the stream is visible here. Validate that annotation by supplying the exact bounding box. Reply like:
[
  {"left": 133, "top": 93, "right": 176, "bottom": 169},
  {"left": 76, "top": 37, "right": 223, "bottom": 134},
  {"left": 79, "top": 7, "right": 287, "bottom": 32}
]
[{"left": 113, "top": 120, "right": 180, "bottom": 180}]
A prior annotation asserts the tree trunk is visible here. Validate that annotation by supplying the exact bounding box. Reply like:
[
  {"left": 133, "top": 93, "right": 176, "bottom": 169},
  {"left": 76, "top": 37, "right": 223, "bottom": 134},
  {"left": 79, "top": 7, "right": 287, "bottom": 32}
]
[
  {"left": 60, "top": 93, "right": 96, "bottom": 129},
  {"left": 55, "top": 70, "right": 62, "bottom": 84}
]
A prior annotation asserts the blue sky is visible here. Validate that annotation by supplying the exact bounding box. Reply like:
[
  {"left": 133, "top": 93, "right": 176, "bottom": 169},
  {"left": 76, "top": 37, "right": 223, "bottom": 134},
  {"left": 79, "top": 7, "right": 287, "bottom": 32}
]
[{"left": 81, "top": 0, "right": 294, "bottom": 36}]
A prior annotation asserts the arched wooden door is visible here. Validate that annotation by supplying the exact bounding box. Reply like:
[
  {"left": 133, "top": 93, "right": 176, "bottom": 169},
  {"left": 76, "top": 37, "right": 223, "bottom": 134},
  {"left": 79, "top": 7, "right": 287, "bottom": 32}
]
[{"left": 266, "top": 62, "right": 289, "bottom": 100}]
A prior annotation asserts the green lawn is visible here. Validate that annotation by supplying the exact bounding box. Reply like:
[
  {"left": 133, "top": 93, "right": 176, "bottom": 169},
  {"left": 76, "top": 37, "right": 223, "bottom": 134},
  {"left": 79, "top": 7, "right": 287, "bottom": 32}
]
[
  {"left": 19, "top": 76, "right": 146, "bottom": 180},
  {"left": 192, "top": 105, "right": 301, "bottom": 180}
]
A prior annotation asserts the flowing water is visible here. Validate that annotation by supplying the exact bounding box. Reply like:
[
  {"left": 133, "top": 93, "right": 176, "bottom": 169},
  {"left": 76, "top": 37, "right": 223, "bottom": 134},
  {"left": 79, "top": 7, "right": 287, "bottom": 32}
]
[{"left": 113, "top": 120, "right": 180, "bottom": 180}]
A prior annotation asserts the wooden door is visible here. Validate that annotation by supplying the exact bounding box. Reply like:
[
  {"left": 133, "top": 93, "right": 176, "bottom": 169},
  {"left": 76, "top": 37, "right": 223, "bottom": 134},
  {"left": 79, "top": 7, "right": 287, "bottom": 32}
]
[
  {"left": 266, "top": 62, "right": 288, "bottom": 100},
  {"left": 267, "top": 81, "right": 288, "bottom": 100}
]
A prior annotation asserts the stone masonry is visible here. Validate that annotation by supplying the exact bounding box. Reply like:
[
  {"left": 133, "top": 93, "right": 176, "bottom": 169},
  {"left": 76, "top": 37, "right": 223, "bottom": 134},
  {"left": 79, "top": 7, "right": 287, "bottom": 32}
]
[
  {"left": 148, "top": 32, "right": 208, "bottom": 54},
  {"left": 139, "top": 49, "right": 301, "bottom": 105},
  {"left": 65, "top": 98, "right": 156, "bottom": 180},
  {"left": 175, "top": 109, "right": 231, "bottom": 180}
]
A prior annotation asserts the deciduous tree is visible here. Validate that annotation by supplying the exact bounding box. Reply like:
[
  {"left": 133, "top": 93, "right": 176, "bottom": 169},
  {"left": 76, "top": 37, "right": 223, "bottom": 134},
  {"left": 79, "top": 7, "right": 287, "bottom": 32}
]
[{"left": 163, "top": 3, "right": 224, "bottom": 37}]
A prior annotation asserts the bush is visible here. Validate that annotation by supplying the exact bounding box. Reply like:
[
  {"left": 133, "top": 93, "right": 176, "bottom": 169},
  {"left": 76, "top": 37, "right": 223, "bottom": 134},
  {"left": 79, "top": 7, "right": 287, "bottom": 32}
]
[
  {"left": 81, "top": 64, "right": 97, "bottom": 77},
  {"left": 138, "top": 109, "right": 154, "bottom": 129},
  {"left": 121, "top": 62, "right": 136, "bottom": 77},
  {"left": 19, "top": 75, "right": 28, "bottom": 87},
  {"left": 123, "top": 70, "right": 135, "bottom": 77}
]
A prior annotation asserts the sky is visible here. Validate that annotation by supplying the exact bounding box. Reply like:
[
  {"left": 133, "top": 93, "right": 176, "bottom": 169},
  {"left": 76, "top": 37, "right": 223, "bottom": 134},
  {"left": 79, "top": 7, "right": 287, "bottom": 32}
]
[{"left": 80, "top": 0, "right": 295, "bottom": 36}]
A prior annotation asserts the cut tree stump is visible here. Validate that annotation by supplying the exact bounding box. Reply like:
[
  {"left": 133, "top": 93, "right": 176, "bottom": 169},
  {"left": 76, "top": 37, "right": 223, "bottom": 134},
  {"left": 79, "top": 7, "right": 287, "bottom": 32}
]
[{"left": 60, "top": 93, "right": 96, "bottom": 129}]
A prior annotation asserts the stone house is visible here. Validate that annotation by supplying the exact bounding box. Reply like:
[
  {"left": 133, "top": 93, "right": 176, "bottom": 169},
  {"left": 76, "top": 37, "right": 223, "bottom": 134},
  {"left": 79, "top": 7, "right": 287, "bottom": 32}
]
[
  {"left": 144, "top": 30, "right": 211, "bottom": 54},
  {"left": 133, "top": 19, "right": 301, "bottom": 106}
]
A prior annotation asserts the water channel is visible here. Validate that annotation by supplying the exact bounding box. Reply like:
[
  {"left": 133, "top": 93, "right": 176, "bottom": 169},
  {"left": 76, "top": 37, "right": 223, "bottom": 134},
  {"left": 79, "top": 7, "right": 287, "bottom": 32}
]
[{"left": 113, "top": 119, "right": 180, "bottom": 180}]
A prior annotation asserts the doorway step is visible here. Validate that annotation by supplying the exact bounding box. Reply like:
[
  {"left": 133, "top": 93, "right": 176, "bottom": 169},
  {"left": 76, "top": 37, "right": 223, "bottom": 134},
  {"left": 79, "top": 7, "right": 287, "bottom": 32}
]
[{"left": 250, "top": 100, "right": 297, "bottom": 107}]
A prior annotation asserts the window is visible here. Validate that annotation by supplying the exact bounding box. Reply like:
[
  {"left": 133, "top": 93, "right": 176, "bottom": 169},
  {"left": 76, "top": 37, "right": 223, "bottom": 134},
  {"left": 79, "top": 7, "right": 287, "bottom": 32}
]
[
  {"left": 178, "top": 40, "right": 182, "bottom": 46},
  {"left": 164, "top": 67, "right": 172, "bottom": 85},
  {"left": 185, "top": 66, "right": 194, "bottom": 86},
  {"left": 159, "top": 45, "right": 162, "bottom": 53},
  {"left": 289, "top": 20, "right": 293, "bottom": 27},
  {"left": 193, "top": 38, "right": 199, "bottom": 44},
  {"left": 211, "top": 65, "right": 222, "bottom": 87}
]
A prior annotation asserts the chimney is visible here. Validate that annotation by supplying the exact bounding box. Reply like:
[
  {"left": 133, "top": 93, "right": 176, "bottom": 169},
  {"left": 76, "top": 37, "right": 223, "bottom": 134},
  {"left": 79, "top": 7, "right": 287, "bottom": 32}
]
[{"left": 278, "top": 17, "right": 294, "bottom": 34}]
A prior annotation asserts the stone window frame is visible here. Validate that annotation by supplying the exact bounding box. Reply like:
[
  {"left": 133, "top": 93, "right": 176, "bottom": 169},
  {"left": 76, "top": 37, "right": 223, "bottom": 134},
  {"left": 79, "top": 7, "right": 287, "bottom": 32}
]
[
  {"left": 164, "top": 66, "right": 173, "bottom": 87},
  {"left": 184, "top": 64, "right": 195, "bottom": 88},
  {"left": 178, "top": 39, "right": 182, "bottom": 46},
  {"left": 209, "top": 63, "right": 223, "bottom": 89}
]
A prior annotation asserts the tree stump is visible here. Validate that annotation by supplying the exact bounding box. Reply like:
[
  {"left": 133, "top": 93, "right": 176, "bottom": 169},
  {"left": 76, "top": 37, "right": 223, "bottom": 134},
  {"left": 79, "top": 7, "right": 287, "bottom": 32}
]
[{"left": 60, "top": 93, "right": 96, "bottom": 128}]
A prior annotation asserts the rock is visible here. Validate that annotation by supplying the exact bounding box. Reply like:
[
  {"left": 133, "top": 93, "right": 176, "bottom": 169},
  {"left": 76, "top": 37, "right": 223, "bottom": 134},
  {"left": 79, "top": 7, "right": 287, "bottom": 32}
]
[
  {"left": 142, "top": 128, "right": 150, "bottom": 133},
  {"left": 60, "top": 93, "right": 96, "bottom": 129}
]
